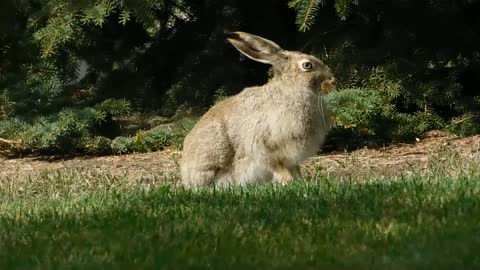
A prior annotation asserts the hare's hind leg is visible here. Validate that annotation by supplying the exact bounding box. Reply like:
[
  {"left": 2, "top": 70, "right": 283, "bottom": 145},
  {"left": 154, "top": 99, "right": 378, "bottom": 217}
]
[
  {"left": 180, "top": 165, "right": 217, "bottom": 188},
  {"left": 221, "top": 155, "right": 271, "bottom": 186},
  {"left": 180, "top": 120, "right": 233, "bottom": 188},
  {"left": 181, "top": 153, "right": 231, "bottom": 188}
]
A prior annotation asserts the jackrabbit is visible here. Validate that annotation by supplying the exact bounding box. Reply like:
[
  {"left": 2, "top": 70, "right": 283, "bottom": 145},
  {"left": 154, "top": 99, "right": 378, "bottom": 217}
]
[{"left": 180, "top": 31, "right": 335, "bottom": 187}]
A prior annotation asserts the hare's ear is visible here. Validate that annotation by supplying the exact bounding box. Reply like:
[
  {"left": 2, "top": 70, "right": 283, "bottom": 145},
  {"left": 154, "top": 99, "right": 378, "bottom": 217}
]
[{"left": 226, "top": 31, "right": 283, "bottom": 64}]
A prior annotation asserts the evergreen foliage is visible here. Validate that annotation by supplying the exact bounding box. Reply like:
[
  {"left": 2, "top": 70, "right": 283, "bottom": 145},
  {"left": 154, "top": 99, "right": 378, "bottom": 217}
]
[
  {"left": 0, "top": 99, "right": 131, "bottom": 156},
  {"left": 296, "top": 0, "right": 480, "bottom": 147},
  {"left": 288, "top": 0, "right": 325, "bottom": 32},
  {"left": 0, "top": 102, "right": 194, "bottom": 156},
  {"left": 111, "top": 117, "right": 195, "bottom": 154},
  {"left": 0, "top": 0, "right": 479, "bottom": 156},
  {"left": 289, "top": 0, "right": 359, "bottom": 31}
]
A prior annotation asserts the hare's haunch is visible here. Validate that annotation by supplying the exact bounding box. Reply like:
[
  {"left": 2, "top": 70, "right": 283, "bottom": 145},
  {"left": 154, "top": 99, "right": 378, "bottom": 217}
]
[{"left": 180, "top": 31, "right": 336, "bottom": 187}]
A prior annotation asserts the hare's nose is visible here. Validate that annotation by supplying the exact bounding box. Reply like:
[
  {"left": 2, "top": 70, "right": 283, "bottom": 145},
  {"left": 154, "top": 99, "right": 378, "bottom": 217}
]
[
  {"left": 327, "top": 77, "right": 336, "bottom": 88},
  {"left": 320, "top": 77, "right": 336, "bottom": 94},
  {"left": 330, "top": 77, "right": 336, "bottom": 86}
]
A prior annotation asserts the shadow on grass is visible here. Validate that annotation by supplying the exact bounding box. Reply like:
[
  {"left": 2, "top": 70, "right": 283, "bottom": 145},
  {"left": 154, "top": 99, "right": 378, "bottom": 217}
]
[{"left": 0, "top": 179, "right": 479, "bottom": 269}]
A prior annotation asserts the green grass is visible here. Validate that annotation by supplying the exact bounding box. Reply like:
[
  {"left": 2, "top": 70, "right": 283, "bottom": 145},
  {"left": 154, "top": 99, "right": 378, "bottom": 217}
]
[{"left": 1, "top": 170, "right": 480, "bottom": 269}]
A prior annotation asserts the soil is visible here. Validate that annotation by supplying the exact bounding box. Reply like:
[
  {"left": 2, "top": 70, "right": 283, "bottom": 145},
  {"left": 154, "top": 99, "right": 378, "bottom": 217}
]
[{"left": 1, "top": 130, "right": 479, "bottom": 180}]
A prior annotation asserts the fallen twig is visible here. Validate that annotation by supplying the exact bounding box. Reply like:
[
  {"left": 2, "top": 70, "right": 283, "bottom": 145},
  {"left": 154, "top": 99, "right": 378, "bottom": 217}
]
[
  {"left": 445, "top": 116, "right": 476, "bottom": 129},
  {"left": 0, "top": 138, "right": 22, "bottom": 145}
]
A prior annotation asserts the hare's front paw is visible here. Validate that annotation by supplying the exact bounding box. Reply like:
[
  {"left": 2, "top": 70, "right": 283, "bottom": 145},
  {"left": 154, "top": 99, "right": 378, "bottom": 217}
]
[
  {"left": 272, "top": 180, "right": 289, "bottom": 187},
  {"left": 272, "top": 167, "right": 294, "bottom": 186}
]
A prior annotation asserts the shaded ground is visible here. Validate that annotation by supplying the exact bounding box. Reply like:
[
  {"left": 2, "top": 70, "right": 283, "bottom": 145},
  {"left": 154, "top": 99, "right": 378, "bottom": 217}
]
[{"left": 1, "top": 131, "right": 479, "bottom": 180}]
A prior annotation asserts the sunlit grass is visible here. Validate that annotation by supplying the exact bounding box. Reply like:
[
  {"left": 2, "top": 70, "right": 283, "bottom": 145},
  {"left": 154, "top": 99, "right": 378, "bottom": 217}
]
[{"left": 0, "top": 164, "right": 479, "bottom": 269}]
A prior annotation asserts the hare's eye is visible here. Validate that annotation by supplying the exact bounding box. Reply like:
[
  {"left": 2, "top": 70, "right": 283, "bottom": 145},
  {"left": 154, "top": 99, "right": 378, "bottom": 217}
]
[{"left": 301, "top": 61, "right": 313, "bottom": 71}]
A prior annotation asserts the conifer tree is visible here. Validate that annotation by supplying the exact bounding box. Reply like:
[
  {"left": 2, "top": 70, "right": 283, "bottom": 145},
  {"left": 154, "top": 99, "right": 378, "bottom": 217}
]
[{"left": 0, "top": 0, "right": 479, "bottom": 156}]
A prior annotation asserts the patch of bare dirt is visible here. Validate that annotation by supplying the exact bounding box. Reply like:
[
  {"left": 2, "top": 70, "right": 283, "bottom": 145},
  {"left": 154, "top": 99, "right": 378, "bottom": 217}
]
[
  {"left": 0, "top": 149, "right": 182, "bottom": 180},
  {"left": 1, "top": 131, "right": 479, "bottom": 180},
  {"left": 304, "top": 130, "right": 480, "bottom": 178}
]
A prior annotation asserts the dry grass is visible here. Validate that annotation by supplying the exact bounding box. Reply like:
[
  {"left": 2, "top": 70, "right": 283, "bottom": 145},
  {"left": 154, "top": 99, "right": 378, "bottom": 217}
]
[{"left": 0, "top": 130, "right": 479, "bottom": 185}]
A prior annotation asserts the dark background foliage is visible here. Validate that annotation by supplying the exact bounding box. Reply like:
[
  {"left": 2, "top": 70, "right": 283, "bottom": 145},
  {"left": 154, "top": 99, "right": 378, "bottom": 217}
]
[{"left": 0, "top": 0, "right": 479, "bottom": 156}]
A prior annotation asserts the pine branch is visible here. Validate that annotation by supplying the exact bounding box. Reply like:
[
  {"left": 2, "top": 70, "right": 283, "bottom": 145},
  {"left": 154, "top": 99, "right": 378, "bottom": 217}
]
[
  {"left": 445, "top": 115, "right": 475, "bottom": 129},
  {"left": 289, "top": 0, "right": 358, "bottom": 31},
  {"left": 334, "top": 0, "right": 358, "bottom": 20},
  {"left": 302, "top": 0, "right": 316, "bottom": 31},
  {"left": 288, "top": 0, "right": 324, "bottom": 32}
]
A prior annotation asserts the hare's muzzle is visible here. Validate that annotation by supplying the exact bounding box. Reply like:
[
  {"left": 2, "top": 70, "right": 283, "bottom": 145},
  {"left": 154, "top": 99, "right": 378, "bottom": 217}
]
[{"left": 320, "top": 77, "right": 336, "bottom": 94}]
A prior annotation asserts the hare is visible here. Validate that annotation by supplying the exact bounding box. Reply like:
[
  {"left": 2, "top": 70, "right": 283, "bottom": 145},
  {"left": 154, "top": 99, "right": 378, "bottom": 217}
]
[{"left": 180, "top": 31, "right": 335, "bottom": 188}]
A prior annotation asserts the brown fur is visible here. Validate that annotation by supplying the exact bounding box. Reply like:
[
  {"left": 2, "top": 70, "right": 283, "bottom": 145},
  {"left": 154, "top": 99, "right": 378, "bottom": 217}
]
[{"left": 180, "top": 32, "right": 335, "bottom": 187}]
